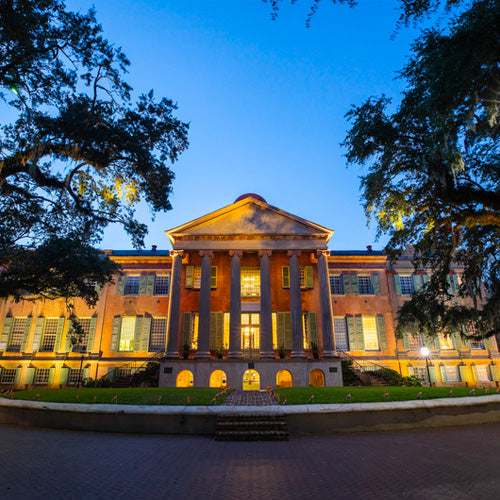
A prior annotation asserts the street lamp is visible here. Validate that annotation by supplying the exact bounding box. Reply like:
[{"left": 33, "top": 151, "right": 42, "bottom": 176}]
[{"left": 420, "top": 346, "right": 432, "bottom": 387}]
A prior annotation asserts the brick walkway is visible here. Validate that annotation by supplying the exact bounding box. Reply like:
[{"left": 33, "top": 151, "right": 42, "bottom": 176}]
[
  {"left": 223, "top": 390, "right": 276, "bottom": 406},
  {"left": 2, "top": 422, "right": 500, "bottom": 499}
]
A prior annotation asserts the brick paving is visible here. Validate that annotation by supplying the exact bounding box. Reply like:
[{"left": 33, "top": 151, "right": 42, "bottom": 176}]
[
  {"left": 1, "top": 422, "right": 500, "bottom": 499},
  {"left": 223, "top": 389, "right": 276, "bottom": 406}
]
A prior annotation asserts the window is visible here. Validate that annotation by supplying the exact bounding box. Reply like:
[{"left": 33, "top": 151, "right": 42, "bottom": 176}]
[
  {"left": 149, "top": 318, "right": 167, "bottom": 351},
  {"left": 72, "top": 318, "right": 91, "bottom": 352},
  {"left": 333, "top": 317, "right": 349, "bottom": 351},
  {"left": 358, "top": 275, "right": 374, "bottom": 295},
  {"left": 34, "top": 368, "right": 50, "bottom": 384},
  {"left": 241, "top": 268, "right": 260, "bottom": 297},
  {"left": 413, "top": 366, "right": 428, "bottom": 382},
  {"left": 362, "top": 316, "right": 379, "bottom": 350},
  {"left": 124, "top": 276, "right": 140, "bottom": 295},
  {"left": 40, "top": 319, "right": 59, "bottom": 352},
  {"left": 241, "top": 313, "right": 260, "bottom": 356},
  {"left": 444, "top": 366, "right": 460, "bottom": 382},
  {"left": 470, "top": 340, "right": 485, "bottom": 350},
  {"left": 302, "top": 312, "right": 318, "bottom": 349},
  {"left": 408, "top": 333, "right": 422, "bottom": 350},
  {"left": 438, "top": 333, "right": 453, "bottom": 350},
  {"left": 475, "top": 365, "right": 490, "bottom": 382},
  {"left": 8, "top": 318, "right": 27, "bottom": 351},
  {"left": 329, "top": 275, "right": 344, "bottom": 295},
  {"left": 1, "top": 369, "right": 17, "bottom": 384},
  {"left": 399, "top": 275, "right": 414, "bottom": 295},
  {"left": 182, "top": 313, "right": 199, "bottom": 349},
  {"left": 154, "top": 275, "right": 170, "bottom": 295},
  {"left": 193, "top": 267, "right": 202, "bottom": 289},
  {"left": 119, "top": 317, "right": 136, "bottom": 351},
  {"left": 68, "top": 368, "right": 82, "bottom": 385},
  {"left": 281, "top": 266, "right": 313, "bottom": 289},
  {"left": 185, "top": 266, "right": 217, "bottom": 289}
]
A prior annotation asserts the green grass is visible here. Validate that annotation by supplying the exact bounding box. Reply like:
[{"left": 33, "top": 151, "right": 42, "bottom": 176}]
[{"left": 0, "top": 387, "right": 231, "bottom": 406}]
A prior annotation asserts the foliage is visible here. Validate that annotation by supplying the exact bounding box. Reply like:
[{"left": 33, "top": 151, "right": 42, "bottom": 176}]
[
  {"left": 142, "top": 362, "right": 160, "bottom": 387},
  {"left": 0, "top": 0, "right": 188, "bottom": 305},
  {"left": 341, "top": 359, "right": 361, "bottom": 385},
  {"left": 343, "top": 0, "right": 500, "bottom": 339},
  {"left": 81, "top": 377, "right": 110, "bottom": 388}
]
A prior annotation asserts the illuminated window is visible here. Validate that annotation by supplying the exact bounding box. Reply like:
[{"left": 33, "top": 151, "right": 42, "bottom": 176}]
[
  {"left": 40, "top": 319, "right": 59, "bottom": 352},
  {"left": 333, "top": 317, "right": 349, "bottom": 351},
  {"left": 399, "top": 275, "right": 414, "bottom": 295},
  {"left": 1, "top": 369, "right": 17, "bottom": 384},
  {"left": 34, "top": 368, "right": 50, "bottom": 384},
  {"left": 241, "top": 268, "right": 260, "bottom": 297},
  {"left": 475, "top": 365, "right": 490, "bottom": 382},
  {"left": 8, "top": 318, "right": 27, "bottom": 351},
  {"left": 362, "top": 316, "right": 379, "bottom": 350},
  {"left": 413, "top": 366, "right": 428, "bottom": 382},
  {"left": 182, "top": 313, "right": 199, "bottom": 349},
  {"left": 149, "top": 317, "right": 167, "bottom": 351},
  {"left": 438, "top": 333, "right": 453, "bottom": 350},
  {"left": 408, "top": 333, "right": 422, "bottom": 350},
  {"left": 358, "top": 275, "right": 374, "bottom": 295},
  {"left": 124, "top": 276, "right": 140, "bottom": 295},
  {"left": 193, "top": 267, "right": 202, "bottom": 289},
  {"left": 329, "top": 275, "right": 344, "bottom": 295},
  {"left": 241, "top": 313, "right": 260, "bottom": 356},
  {"left": 154, "top": 275, "right": 170, "bottom": 295},
  {"left": 119, "top": 317, "right": 136, "bottom": 351},
  {"left": 72, "top": 318, "right": 91, "bottom": 352},
  {"left": 444, "top": 366, "right": 459, "bottom": 382}
]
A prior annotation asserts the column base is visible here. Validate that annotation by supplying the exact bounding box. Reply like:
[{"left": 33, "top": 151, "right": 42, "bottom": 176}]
[
  {"left": 165, "top": 352, "right": 180, "bottom": 359},
  {"left": 196, "top": 352, "right": 211, "bottom": 359},
  {"left": 260, "top": 351, "right": 275, "bottom": 359},
  {"left": 227, "top": 351, "right": 242, "bottom": 359},
  {"left": 291, "top": 351, "right": 306, "bottom": 359},
  {"left": 322, "top": 350, "right": 336, "bottom": 358}
]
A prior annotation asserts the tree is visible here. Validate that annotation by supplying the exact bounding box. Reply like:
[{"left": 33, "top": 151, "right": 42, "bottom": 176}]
[
  {"left": 0, "top": 0, "right": 189, "bottom": 305},
  {"left": 343, "top": 0, "right": 500, "bottom": 339}
]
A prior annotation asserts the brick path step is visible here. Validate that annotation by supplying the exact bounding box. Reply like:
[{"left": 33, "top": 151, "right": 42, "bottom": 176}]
[{"left": 215, "top": 415, "right": 289, "bottom": 441}]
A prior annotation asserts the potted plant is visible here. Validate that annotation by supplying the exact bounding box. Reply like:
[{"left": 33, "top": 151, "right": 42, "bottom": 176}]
[
  {"left": 279, "top": 345, "right": 285, "bottom": 359},
  {"left": 181, "top": 343, "right": 191, "bottom": 360}
]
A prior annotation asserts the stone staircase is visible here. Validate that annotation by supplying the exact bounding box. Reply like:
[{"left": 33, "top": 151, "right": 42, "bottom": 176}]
[{"left": 215, "top": 390, "right": 289, "bottom": 441}]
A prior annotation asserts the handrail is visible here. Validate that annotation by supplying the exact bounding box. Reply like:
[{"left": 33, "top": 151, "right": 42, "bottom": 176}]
[{"left": 104, "top": 351, "right": 165, "bottom": 383}]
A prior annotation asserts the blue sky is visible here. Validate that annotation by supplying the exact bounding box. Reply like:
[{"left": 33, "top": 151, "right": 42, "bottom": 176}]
[{"left": 71, "top": 0, "right": 427, "bottom": 251}]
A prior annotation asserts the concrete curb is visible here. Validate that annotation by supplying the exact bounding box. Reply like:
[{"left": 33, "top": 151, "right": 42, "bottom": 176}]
[{"left": 1, "top": 396, "right": 500, "bottom": 435}]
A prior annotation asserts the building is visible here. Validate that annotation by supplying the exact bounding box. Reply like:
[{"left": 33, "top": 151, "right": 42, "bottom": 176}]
[{"left": 0, "top": 194, "right": 499, "bottom": 390}]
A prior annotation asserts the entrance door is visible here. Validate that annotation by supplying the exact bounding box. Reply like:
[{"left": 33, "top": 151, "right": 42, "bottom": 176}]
[
  {"left": 242, "top": 369, "right": 260, "bottom": 390},
  {"left": 241, "top": 313, "right": 260, "bottom": 359}
]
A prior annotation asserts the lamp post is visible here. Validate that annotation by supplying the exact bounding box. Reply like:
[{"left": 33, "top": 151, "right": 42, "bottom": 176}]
[
  {"left": 420, "top": 346, "right": 432, "bottom": 387},
  {"left": 77, "top": 354, "right": 84, "bottom": 388}
]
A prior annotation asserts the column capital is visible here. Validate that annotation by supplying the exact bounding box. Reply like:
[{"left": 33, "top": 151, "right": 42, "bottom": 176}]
[
  {"left": 199, "top": 250, "right": 213, "bottom": 257},
  {"left": 287, "top": 250, "right": 302, "bottom": 257},
  {"left": 170, "top": 250, "right": 184, "bottom": 258},
  {"left": 229, "top": 250, "right": 243, "bottom": 257},
  {"left": 258, "top": 249, "right": 272, "bottom": 257},
  {"left": 316, "top": 250, "right": 330, "bottom": 258}
]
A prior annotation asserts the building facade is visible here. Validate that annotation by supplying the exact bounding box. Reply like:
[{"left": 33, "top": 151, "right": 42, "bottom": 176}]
[{"left": 0, "top": 194, "right": 499, "bottom": 390}]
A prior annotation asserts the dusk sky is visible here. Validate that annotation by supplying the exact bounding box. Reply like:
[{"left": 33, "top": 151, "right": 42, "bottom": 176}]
[{"left": 71, "top": 0, "right": 433, "bottom": 252}]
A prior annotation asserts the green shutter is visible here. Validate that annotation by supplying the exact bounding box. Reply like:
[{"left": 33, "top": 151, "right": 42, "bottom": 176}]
[
  {"left": 82, "top": 367, "right": 89, "bottom": 380},
  {"left": 452, "top": 274, "right": 460, "bottom": 294},
  {"left": 434, "top": 335, "right": 441, "bottom": 350},
  {"left": 54, "top": 317, "right": 65, "bottom": 351},
  {"left": 14, "top": 367, "right": 21, "bottom": 384},
  {"left": 372, "top": 273, "right": 381, "bottom": 295},
  {"left": 139, "top": 274, "right": 147, "bottom": 295},
  {"left": 463, "top": 335, "right": 471, "bottom": 349},
  {"left": 439, "top": 365, "right": 447, "bottom": 383},
  {"left": 394, "top": 274, "right": 402, "bottom": 295},
  {"left": 185, "top": 266, "right": 194, "bottom": 288},
  {"left": 422, "top": 274, "right": 429, "bottom": 286},
  {"left": 308, "top": 312, "right": 318, "bottom": 347},
  {"left": 47, "top": 367, "right": 55, "bottom": 385},
  {"left": 147, "top": 274, "right": 155, "bottom": 295},
  {"left": 31, "top": 317, "right": 45, "bottom": 351},
  {"left": 402, "top": 331, "right": 410, "bottom": 351},
  {"left": 87, "top": 317, "right": 97, "bottom": 352},
  {"left": 459, "top": 365, "right": 468, "bottom": 382},
  {"left": 110, "top": 316, "right": 121, "bottom": 352},
  {"left": 413, "top": 274, "right": 423, "bottom": 292},
  {"left": 0, "top": 317, "right": 13, "bottom": 350},
  {"left": 182, "top": 312, "right": 193, "bottom": 347},
  {"left": 305, "top": 266, "right": 314, "bottom": 289},
  {"left": 471, "top": 365, "right": 479, "bottom": 381},
  {"left": 343, "top": 274, "right": 351, "bottom": 295},
  {"left": 483, "top": 336, "right": 494, "bottom": 350},
  {"left": 116, "top": 275, "right": 126, "bottom": 295},
  {"left": 452, "top": 332, "right": 463, "bottom": 350},
  {"left": 211, "top": 266, "right": 218, "bottom": 289},
  {"left": 59, "top": 367, "right": 69, "bottom": 385},
  {"left": 65, "top": 319, "right": 74, "bottom": 352},
  {"left": 142, "top": 317, "right": 152, "bottom": 351},
  {"left": 21, "top": 318, "right": 32, "bottom": 352},
  {"left": 489, "top": 364, "right": 500, "bottom": 381},
  {"left": 209, "top": 312, "right": 224, "bottom": 350},
  {"left": 407, "top": 365, "right": 414, "bottom": 376},
  {"left": 283, "top": 312, "right": 292, "bottom": 350},
  {"left": 346, "top": 315, "right": 356, "bottom": 351},
  {"left": 351, "top": 274, "right": 359, "bottom": 295},
  {"left": 282, "top": 267, "right": 290, "bottom": 289},
  {"left": 133, "top": 316, "right": 143, "bottom": 351},
  {"left": 276, "top": 312, "right": 285, "bottom": 349},
  {"left": 376, "top": 315, "right": 388, "bottom": 351},
  {"left": 25, "top": 367, "right": 35, "bottom": 384},
  {"left": 428, "top": 365, "right": 437, "bottom": 383},
  {"left": 446, "top": 275, "right": 453, "bottom": 294},
  {"left": 355, "top": 314, "right": 364, "bottom": 351}
]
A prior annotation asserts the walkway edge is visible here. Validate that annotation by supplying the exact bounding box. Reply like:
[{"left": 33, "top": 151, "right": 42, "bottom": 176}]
[{"left": 1, "top": 396, "right": 500, "bottom": 435}]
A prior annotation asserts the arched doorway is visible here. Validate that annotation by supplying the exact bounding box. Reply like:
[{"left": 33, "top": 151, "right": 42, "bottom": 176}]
[
  {"left": 276, "top": 369, "right": 293, "bottom": 387},
  {"left": 309, "top": 369, "right": 325, "bottom": 387},
  {"left": 209, "top": 370, "right": 227, "bottom": 388},
  {"left": 242, "top": 369, "right": 260, "bottom": 390},
  {"left": 176, "top": 370, "right": 193, "bottom": 387}
]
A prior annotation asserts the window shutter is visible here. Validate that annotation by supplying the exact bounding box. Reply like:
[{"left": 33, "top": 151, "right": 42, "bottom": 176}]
[
  {"left": 133, "top": 316, "right": 143, "bottom": 351},
  {"left": 116, "top": 275, "right": 126, "bottom": 295},
  {"left": 59, "top": 367, "right": 69, "bottom": 385},
  {"left": 489, "top": 364, "right": 500, "bottom": 381},
  {"left": 346, "top": 315, "right": 356, "bottom": 351},
  {"left": 0, "top": 317, "right": 13, "bottom": 350},
  {"left": 185, "top": 266, "right": 194, "bottom": 288},
  {"left": 87, "top": 317, "right": 97, "bottom": 352},
  {"left": 21, "top": 318, "right": 32, "bottom": 352},
  {"left": 402, "top": 332, "right": 410, "bottom": 351},
  {"left": 276, "top": 312, "right": 285, "bottom": 350},
  {"left": 471, "top": 364, "right": 479, "bottom": 381},
  {"left": 82, "top": 367, "right": 89, "bottom": 380},
  {"left": 446, "top": 275, "right": 453, "bottom": 294},
  {"left": 209, "top": 312, "right": 224, "bottom": 350},
  {"left": 434, "top": 336, "right": 440, "bottom": 350},
  {"left": 46, "top": 367, "right": 55, "bottom": 385},
  {"left": 428, "top": 365, "right": 437, "bottom": 383},
  {"left": 211, "top": 266, "right": 218, "bottom": 289},
  {"left": 282, "top": 267, "right": 290, "bottom": 289},
  {"left": 343, "top": 274, "right": 351, "bottom": 295},
  {"left": 25, "top": 366, "right": 35, "bottom": 384},
  {"left": 209, "top": 312, "right": 217, "bottom": 350},
  {"left": 351, "top": 274, "right": 359, "bottom": 295},
  {"left": 142, "top": 317, "right": 152, "bottom": 351},
  {"left": 14, "top": 367, "right": 22, "bottom": 384},
  {"left": 407, "top": 365, "right": 414, "bottom": 376},
  {"left": 422, "top": 274, "right": 429, "bottom": 286},
  {"left": 283, "top": 312, "right": 292, "bottom": 350},
  {"left": 413, "top": 274, "right": 423, "bottom": 292},
  {"left": 65, "top": 320, "right": 75, "bottom": 352},
  {"left": 439, "top": 365, "right": 447, "bottom": 383},
  {"left": 463, "top": 335, "right": 471, "bottom": 349},
  {"left": 452, "top": 274, "right": 460, "bottom": 294},
  {"left": 458, "top": 365, "right": 468, "bottom": 382},
  {"left": 308, "top": 312, "right": 318, "bottom": 347},
  {"left": 376, "top": 315, "right": 388, "bottom": 351},
  {"left": 452, "top": 332, "right": 463, "bottom": 350},
  {"left": 182, "top": 312, "right": 193, "bottom": 347},
  {"left": 394, "top": 274, "right": 402, "bottom": 295},
  {"left": 305, "top": 266, "right": 314, "bottom": 289},
  {"left": 146, "top": 274, "right": 155, "bottom": 295},
  {"left": 355, "top": 314, "right": 364, "bottom": 351},
  {"left": 54, "top": 317, "right": 65, "bottom": 352},
  {"left": 483, "top": 336, "right": 494, "bottom": 350},
  {"left": 139, "top": 275, "right": 147, "bottom": 295},
  {"left": 372, "top": 273, "right": 381, "bottom": 295},
  {"left": 31, "top": 317, "right": 45, "bottom": 351},
  {"left": 110, "top": 316, "right": 121, "bottom": 352}
]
